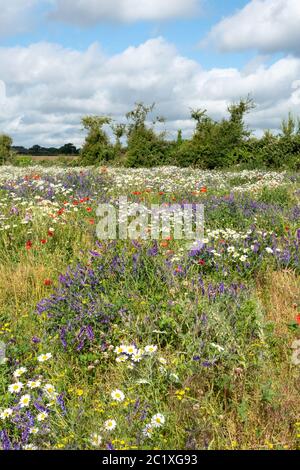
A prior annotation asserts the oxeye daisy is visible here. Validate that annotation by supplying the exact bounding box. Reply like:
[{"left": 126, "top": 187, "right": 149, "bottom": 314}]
[
  {"left": 90, "top": 433, "right": 102, "bottom": 447},
  {"left": 23, "top": 444, "right": 38, "bottom": 450},
  {"left": 158, "top": 357, "right": 167, "bottom": 365},
  {"left": 145, "top": 345, "right": 158, "bottom": 355},
  {"left": 44, "top": 384, "right": 56, "bottom": 396},
  {"left": 0, "top": 408, "right": 13, "bottom": 420},
  {"left": 27, "top": 380, "right": 41, "bottom": 389},
  {"left": 8, "top": 382, "right": 23, "bottom": 394},
  {"left": 116, "top": 355, "right": 128, "bottom": 363},
  {"left": 29, "top": 427, "right": 39, "bottom": 435},
  {"left": 37, "top": 411, "right": 48, "bottom": 422},
  {"left": 151, "top": 413, "right": 165, "bottom": 428},
  {"left": 142, "top": 424, "right": 154, "bottom": 438},
  {"left": 125, "top": 345, "right": 138, "bottom": 356},
  {"left": 104, "top": 419, "right": 117, "bottom": 431},
  {"left": 132, "top": 351, "right": 143, "bottom": 363},
  {"left": 114, "top": 345, "right": 127, "bottom": 354},
  {"left": 37, "top": 353, "right": 52, "bottom": 362},
  {"left": 19, "top": 394, "right": 31, "bottom": 408},
  {"left": 13, "top": 367, "right": 27, "bottom": 378},
  {"left": 111, "top": 389, "right": 125, "bottom": 402}
]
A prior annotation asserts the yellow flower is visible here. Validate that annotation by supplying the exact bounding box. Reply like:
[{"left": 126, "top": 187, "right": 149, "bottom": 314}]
[{"left": 76, "top": 389, "right": 84, "bottom": 397}]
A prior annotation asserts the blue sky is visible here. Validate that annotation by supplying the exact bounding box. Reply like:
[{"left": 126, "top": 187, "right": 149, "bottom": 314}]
[
  {"left": 0, "top": 0, "right": 300, "bottom": 146},
  {"left": 1, "top": 1, "right": 253, "bottom": 67}
]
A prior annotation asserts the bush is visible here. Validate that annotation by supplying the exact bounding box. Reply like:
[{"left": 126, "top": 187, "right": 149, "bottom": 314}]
[
  {"left": 0, "top": 134, "right": 13, "bottom": 164},
  {"left": 80, "top": 116, "right": 115, "bottom": 165}
]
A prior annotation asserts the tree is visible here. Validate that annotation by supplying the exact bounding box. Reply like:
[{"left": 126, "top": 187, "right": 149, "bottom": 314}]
[
  {"left": 111, "top": 123, "right": 126, "bottom": 160},
  {"left": 80, "top": 116, "right": 114, "bottom": 165},
  {"left": 59, "top": 143, "right": 79, "bottom": 155},
  {"left": 175, "top": 97, "right": 255, "bottom": 168},
  {"left": 125, "top": 103, "right": 169, "bottom": 167},
  {"left": 0, "top": 134, "right": 13, "bottom": 165}
]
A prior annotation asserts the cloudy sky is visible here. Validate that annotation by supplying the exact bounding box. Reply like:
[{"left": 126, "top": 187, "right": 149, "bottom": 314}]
[{"left": 0, "top": 0, "right": 300, "bottom": 147}]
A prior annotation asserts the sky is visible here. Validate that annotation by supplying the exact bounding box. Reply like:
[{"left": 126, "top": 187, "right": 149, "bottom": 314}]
[{"left": 0, "top": 0, "right": 300, "bottom": 147}]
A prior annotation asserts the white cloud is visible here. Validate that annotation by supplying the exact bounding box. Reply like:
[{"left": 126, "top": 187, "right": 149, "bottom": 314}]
[
  {"left": 204, "top": 0, "right": 300, "bottom": 55},
  {"left": 50, "top": 0, "right": 199, "bottom": 25},
  {"left": 0, "top": 0, "right": 40, "bottom": 36},
  {"left": 0, "top": 38, "right": 300, "bottom": 146}
]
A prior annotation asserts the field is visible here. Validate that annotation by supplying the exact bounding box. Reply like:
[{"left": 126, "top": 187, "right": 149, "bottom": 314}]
[{"left": 0, "top": 165, "right": 299, "bottom": 450}]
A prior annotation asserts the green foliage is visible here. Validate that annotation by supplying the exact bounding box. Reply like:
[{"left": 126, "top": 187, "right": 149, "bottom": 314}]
[
  {"left": 124, "top": 102, "right": 171, "bottom": 167},
  {"left": 0, "top": 134, "right": 13, "bottom": 164},
  {"left": 13, "top": 156, "right": 34, "bottom": 167},
  {"left": 177, "top": 97, "right": 255, "bottom": 169},
  {"left": 80, "top": 116, "right": 114, "bottom": 165},
  {"left": 7, "top": 98, "right": 300, "bottom": 170}
]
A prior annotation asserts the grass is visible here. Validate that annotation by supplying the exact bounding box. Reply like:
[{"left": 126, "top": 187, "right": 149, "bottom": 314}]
[{"left": 0, "top": 166, "right": 299, "bottom": 450}]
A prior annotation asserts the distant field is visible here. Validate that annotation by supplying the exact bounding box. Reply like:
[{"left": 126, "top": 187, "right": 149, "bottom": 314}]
[{"left": 16, "top": 154, "right": 78, "bottom": 161}]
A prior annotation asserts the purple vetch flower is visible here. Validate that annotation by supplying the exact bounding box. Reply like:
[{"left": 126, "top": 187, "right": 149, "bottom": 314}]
[
  {"left": 0, "top": 430, "right": 12, "bottom": 450},
  {"left": 57, "top": 394, "right": 67, "bottom": 415},
  {"left": 60, "top": 328, "right": 67, "bottom": 349},
  {"left": 31, "top": 336, "right": 41, "bottom": 344}
]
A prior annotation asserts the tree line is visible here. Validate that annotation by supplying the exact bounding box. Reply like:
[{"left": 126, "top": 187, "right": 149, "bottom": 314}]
[{"left": 1, "top": 98, "right": 300, "bottom": 169}]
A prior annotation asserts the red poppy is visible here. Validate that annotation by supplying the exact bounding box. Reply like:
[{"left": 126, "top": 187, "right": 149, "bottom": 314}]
[
  {"left": 132, "top": 191, "right": 142, "bottom": 196},
  {"left": 57, "top": 208, "right": 64, "bottom": 216},
  {"left": 88, "top": 219, "right": 95, "bottom": 225},
  {"left": 200, "top": 187, "right": 207, "bottom": 193},
  {"left": 285, "top": 226, "right": 290, "bottom": 232},
  {"left": 86, "top": 207, "right": 92, "bottom": 212},
  {"left": 40, "top": 239, "right": 47, "bottom": 245},
  {"left": 44, "top": 279, "right": 52, "bottom": 286},
  {"left": 160, "top": 241, "right": 169, "bottom": 248},
  {"left": 48, "top": 230, "right": 54, "bottom": 237},
  {"left": 198, "top": 259, "right": 206, "bottom": 266},
  {"left": 25, "top": 240, "right": 33, "bottom": 250},
  {"left": 159, "top": 192, "right": 164, "bottom": 196},
  {"left": 296, "top": 314, "right": 300, "bottom": 325},
  {"left": 73, "top": 200, "right": 79, "bottom": 206},
  {"left": 175, "top": 266, "right": 183, "bottom": 273}
]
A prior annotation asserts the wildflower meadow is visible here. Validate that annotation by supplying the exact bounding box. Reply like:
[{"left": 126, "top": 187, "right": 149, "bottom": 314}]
[{"left": 0, "top": 165, "right": 299, "bottom": 451}]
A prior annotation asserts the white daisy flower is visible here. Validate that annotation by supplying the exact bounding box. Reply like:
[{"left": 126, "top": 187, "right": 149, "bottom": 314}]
[
  {"left": 116, "top": 355, "right": 128, "bottom": 363},
  {"left": 37, "top": 411, "right": 48, "bottom": 422},
  {"left": 125, "top": 345, "right": 138, "bottom": 356},
  {"left": 151, "top": 413, "right": 165, "bottom": 428},
  {"left": 0, "top": 408, "right": 13, "bottom": 420},
  {"left": 37, "top": 353, "right": 52, "bottom": 362},
  {"left": 114, "top": 345, "right": 127, "bottom": 354},
  {"left": 104, "top": 419, "right": 117, "bottom": 431},
  {"left": 44, "top": 384, "right": 56, "bottom": 396},
  {"left": 27, "top": 380, "right": 41, "bottom": 389},
  {"left": 23, "top": 444, "right": 38, "bottom": 450},
  {"left": 142, "top": 424, "right": 154, "bottom": 438},
  {"left": 13, "top": 367, "right": 27, "bottom": 378},
  {"left": 158, "top": 357, "right": 167, "bottom": 365},
  {"left": 8, "top": 382, "right": 23, "bottom": 394},
  {"left": 19, "top": 394, "right": 31, "bottom": 408},
  {"left": 90, "top": 433, "right": 102, "bottom": 447},
  {"left": 29, "top": 427, "right": 39, "bottom": 435},
  {"left": 132, "top": 351, "right": 143, "bottom": 362},
  {"left": 111, "top": 389, "right": 125, "bottom": 402},
  {"left": 145, "top": 345, "right": 158, "bottom": 355}
]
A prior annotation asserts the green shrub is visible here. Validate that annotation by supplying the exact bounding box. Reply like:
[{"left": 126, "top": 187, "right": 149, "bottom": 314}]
[{"left": 0, "top": 134, "right": 13, "bottom": 164}]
